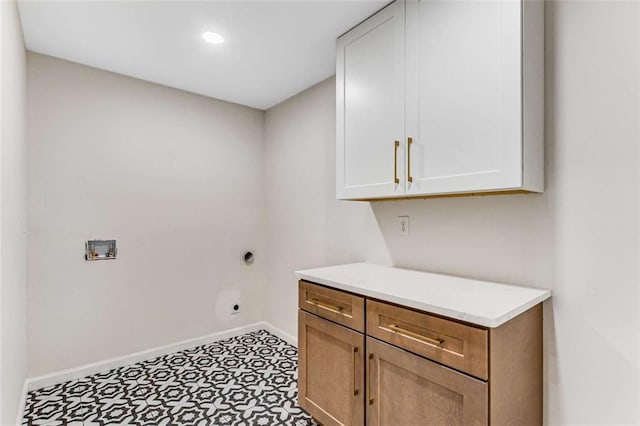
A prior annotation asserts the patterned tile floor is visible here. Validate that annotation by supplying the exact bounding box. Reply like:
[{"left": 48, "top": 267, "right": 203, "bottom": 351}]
[{"left": 23, "top": 330, "right": 317, "bottom": 425}]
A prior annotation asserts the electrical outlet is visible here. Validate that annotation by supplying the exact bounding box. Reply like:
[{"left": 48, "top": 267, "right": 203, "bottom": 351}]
[
  {"left": 398, "top": 216, "right": 409, "bottom": 236},
  {"left": 231, "top": 303, "right": 240, "bottom": 315}
]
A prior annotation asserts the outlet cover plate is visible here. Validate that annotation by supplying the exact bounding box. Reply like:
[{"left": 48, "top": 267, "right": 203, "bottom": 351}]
[{"left": 398, "top": 216, "right": 409, "bottom": 236}]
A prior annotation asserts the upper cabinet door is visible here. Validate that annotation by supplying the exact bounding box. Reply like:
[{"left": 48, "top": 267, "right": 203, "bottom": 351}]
[
  {"left": 336, "top": 1, "right": 406, "bottom": 200},
  {"left": 405, "top": 0, "right": 524, "bottom": 195}
]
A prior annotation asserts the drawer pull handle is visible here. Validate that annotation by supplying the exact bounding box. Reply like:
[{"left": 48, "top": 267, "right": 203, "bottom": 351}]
[
  {"left": 309, "top": 298, "right": 344, "bottom": 314},
  {"left": 368, "top": 353, "right": 374, "bottom": 405},
  {"left": 353, "top": 347, "right": 359, "bottom": 396},
  {"left": 388, "top": 324, "right": 444, "bottom": 346}
]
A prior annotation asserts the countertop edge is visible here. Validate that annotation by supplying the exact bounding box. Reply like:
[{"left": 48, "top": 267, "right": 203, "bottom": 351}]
[{"left": 295, "top": 270, "right": 551, "bottom": 328}]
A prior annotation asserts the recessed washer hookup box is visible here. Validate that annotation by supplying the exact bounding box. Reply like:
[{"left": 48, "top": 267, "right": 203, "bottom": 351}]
[{"left": 85, "top": 239, "right": 117, "bottom": 261}]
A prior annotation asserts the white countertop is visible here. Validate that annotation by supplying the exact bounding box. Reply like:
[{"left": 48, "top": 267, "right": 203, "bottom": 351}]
[{"left": 295, "top": 263, "right": 550, "bottom": 328}]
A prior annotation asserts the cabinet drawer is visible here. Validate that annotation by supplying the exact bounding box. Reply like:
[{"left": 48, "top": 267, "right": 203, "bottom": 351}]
[
  {"left": 366, "top": 300, "right": 488, "bottom": 380},
  {"left": 299, "top": 281, "right": 365, "bottom": 332}
]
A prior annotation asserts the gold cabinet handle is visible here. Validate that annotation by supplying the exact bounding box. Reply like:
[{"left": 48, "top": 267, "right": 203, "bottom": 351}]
[
  {"left": 407, "top": 137, "right": 413, "bottom": 183},
  {"left": 353, "top": 347, "right": 359, "bottom": 396},
  {"left": 388, "top": 324, "right": 444, "bottom": 346},
  {"left": 368, "top": 353, "right": 374, "bottom": 405},
  {"left": 393, "top": 140, "right": 400, "bottom": 184},
  {"left": 309, "top": 298, "right": 343, "bottom": 314}
]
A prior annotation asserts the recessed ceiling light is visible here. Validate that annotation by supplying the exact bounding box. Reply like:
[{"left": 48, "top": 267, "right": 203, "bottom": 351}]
[{"left": 202, "top": 32, "right": 224, "bottom": 45}]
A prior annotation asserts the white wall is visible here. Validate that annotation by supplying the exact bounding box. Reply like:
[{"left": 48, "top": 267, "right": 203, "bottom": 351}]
[
  {"left": 0, "top": 0, "right": 28, "bottom": 423},
  {"left": 263, "top": 1, "right": 639, "bottom": 424},
  {"left": 264, "top": 77, "right": 390, "bottom": 334},
  {"left": 27, "top": 53, "right": 266, "bottom": 377}
]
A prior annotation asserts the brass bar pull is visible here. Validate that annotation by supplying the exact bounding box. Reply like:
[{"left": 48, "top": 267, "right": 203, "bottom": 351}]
[
  {"left": 353, "top": 347, "right": 359, "bottom": 396},
  {"left": 393, "top": 140, "right": 400, "bottom": 184},
  {"left": 407, "top": 137, "right": 413, "bottom": 183},
  {"left": 309, "top": 298, "right": 343, "bottom": 314},
  {"left": 388, "top": 324, "right": 444, "bottom": 346},
  {"left": 368, "top": 353, "right": 374, "bottom": 405}
]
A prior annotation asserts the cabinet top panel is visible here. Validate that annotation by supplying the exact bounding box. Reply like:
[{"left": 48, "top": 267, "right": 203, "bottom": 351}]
[{"left": 295, "top": 263, "right": 550, "bottom": 328}]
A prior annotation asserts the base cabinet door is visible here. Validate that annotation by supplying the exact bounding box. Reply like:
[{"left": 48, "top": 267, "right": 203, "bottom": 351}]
[
  {"left": 298, "top": 310, "right": 365, "bottom": 426},
  {"left": 366, "top": 337, "right": 488, "bottom": 426}
]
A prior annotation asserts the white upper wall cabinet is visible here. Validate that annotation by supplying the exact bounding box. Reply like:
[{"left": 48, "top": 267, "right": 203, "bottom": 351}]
[
  {"left": 336, "top": 0, "right": 543, "bottom": 200},
  {"left": 336, "top": 0, "right": 406, "bottom": 199}
]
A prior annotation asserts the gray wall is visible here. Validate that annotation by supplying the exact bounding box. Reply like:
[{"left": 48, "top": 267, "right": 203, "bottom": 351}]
[
  {"left": 263, "top": 1, "right": 639, "bottom": 424},
  {"left": 0, "top": 0, "right": 27, "bottom": 423},
  {"left": 27, "top": 53, "right": 267, "bottom": 376}
]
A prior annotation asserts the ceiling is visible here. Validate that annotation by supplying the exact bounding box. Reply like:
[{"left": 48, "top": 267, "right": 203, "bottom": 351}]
[{"left": 17, "top": 1, "right": 387, "bottom": 110}]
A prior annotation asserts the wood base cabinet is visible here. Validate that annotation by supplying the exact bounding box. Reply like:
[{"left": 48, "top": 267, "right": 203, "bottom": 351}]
[{"left": 297, "top": 280, "right": 543, "bottom": 425}]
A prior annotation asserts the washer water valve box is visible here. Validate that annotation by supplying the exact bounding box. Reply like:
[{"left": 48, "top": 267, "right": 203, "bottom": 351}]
[{"left": 85, "top": 240, "right": 117, "bottom": 261}]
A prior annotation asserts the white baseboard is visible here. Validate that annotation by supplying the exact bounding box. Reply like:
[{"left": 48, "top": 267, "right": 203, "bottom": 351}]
[
  {"left": 26, "top": 322, "right": 266, "bottom": 391},
  {"left": 25, "top": 321, "right": 296, "bottom": 392},
  {"left": 263, "top": 322, "right": 297, "bottom": 347}
]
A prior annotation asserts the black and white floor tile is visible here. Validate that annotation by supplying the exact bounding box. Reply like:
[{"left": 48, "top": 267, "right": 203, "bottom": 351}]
[{"left": 23, "top": 330, "right": 317, "bottom": 425}]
